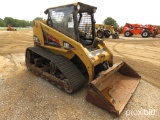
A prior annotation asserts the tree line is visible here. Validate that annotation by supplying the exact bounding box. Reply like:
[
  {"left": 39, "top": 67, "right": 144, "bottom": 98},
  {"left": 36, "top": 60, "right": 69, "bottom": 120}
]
[
  {"left": 0, "top": 17, "right": 33, "bottom": 27},
  {"left": 0, "top": 16, "right": 118, "bottom": 27}
]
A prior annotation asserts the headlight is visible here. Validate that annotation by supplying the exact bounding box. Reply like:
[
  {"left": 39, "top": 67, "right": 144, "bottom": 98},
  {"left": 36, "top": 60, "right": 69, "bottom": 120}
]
[
  {"left": 33, "top": 36, "right": 39, "bottom": 41},
  {"left": 77, "top": 4, "right": 80, "bottom": 10}
]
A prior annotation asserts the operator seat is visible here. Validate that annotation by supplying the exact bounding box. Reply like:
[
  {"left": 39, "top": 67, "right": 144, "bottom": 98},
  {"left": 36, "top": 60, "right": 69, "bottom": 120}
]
[{"left": 79, "top": 30, "right": 93, "bottom": 46}]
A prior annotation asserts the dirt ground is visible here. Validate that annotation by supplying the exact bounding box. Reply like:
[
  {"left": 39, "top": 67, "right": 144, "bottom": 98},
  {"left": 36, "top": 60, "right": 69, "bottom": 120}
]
[{"left": 0, "top": 30, "right": 160, "bottom": 120}]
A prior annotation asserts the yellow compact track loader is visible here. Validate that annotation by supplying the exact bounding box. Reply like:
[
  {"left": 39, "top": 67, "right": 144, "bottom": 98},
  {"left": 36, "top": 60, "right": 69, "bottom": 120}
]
[{"left": 25, "top": 2, "right": 141, "bottom": 116}]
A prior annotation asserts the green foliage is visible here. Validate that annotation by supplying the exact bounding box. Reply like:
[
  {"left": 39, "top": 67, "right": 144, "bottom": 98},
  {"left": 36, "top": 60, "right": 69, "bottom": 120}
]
[
  {"left": 0, "top": 18, "right": 6, "bottom": 27},
  {"left": 0, "top": 17, "right": 32, "bottom": 27},
  {"left": 34, "top": 17, "right": 44, "bottom": 21},
  {"left": 103, "top": 17, "right": 118, "bottom": 26}
]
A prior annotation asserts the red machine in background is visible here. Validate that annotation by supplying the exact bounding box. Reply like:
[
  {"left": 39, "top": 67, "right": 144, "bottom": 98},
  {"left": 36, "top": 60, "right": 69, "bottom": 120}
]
[{"left": 122, "top": 23, "right": 157, "bottom": 38}]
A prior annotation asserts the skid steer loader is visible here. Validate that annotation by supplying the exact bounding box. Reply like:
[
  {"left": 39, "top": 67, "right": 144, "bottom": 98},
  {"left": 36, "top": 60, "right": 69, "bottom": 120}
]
[{"left": 25, "top": 2, "right": 141, "bottom": 116}]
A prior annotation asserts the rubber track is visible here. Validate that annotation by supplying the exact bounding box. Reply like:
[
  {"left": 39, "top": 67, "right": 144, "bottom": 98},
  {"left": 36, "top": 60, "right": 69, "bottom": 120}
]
[{"left": 27, "top": 46, "right": 86, "bottom": 93}]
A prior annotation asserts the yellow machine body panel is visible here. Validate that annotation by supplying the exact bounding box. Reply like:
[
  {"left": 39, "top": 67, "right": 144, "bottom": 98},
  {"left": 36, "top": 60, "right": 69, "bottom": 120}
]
[{"left": 33, "top": 20, "right": 113, "bottom": 82}]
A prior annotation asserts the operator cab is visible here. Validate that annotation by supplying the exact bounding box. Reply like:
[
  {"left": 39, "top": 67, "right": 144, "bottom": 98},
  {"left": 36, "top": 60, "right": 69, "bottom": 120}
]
[{"left": 44, "top": 2, "right": 97, "bottom": 46}]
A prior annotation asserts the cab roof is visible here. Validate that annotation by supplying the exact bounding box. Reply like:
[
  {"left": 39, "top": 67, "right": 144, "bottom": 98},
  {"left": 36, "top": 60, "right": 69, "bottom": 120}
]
[{"left": 44, "top": 2, "right": 97, "bottom": 14}]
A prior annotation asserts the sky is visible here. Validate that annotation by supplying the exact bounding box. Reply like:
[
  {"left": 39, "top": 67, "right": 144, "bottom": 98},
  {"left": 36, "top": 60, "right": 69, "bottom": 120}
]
[{"left": 1, "top": 0, "right": 160, "bottom": 26}]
